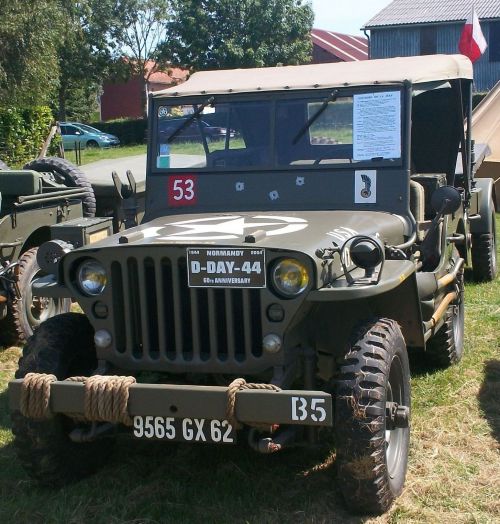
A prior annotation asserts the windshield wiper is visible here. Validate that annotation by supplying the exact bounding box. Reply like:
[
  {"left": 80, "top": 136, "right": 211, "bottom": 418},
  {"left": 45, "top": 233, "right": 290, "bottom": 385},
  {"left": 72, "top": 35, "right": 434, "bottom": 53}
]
[
  {"left": 166, "top": 96, "right": 215, "bottom": 143},
  {"left": 292, "top": 90, "right": 339, "bottom": 145}
]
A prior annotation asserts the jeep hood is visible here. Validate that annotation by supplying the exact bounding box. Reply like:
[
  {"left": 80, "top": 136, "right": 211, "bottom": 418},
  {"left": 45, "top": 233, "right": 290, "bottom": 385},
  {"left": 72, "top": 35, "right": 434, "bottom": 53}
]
[{"left": 88, "top": 210, "right": 408, "bottom": 285}]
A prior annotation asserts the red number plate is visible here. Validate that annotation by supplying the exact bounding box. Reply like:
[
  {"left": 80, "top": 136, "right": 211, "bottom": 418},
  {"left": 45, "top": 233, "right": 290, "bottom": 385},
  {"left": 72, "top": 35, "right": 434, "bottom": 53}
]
[{"left": 168, "top": 175, "right": 198, "bottom": 207}]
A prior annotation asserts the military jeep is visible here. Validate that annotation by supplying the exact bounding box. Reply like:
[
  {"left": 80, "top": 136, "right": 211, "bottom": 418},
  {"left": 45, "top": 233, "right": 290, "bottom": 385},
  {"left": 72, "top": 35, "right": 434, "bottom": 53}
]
[
  {"left": 0, "top": 156, "right": 99, "bottom": 344},
  {"left": 9, "top": 55, "right": 497, "bottom": 515}
]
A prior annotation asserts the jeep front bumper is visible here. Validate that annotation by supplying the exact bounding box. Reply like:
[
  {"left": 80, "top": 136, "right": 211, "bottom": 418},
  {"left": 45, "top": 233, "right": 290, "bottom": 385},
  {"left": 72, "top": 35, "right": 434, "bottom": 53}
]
[{"left": 9, "top": 380, "right": 332, "bottom": 427}]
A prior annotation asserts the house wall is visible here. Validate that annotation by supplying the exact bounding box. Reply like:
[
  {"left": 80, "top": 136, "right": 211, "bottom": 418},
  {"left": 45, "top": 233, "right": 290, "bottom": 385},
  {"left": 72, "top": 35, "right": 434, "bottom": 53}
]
[
  {"left": 370, "top": 21, "right": 500, "bottom": 91},
  {"left": 101, "top": 77, "right": 144, "bottom": 121}
]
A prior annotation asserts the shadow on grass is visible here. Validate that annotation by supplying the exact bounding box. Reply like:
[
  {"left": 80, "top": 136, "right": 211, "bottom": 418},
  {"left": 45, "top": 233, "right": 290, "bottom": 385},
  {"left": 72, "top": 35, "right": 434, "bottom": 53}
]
[
  {"left": 478, "top": 359, "right": 500, "bottom": 443},
  {"left": 408, "top": 348, "right": 444, "bottom": 377},
  {"left": 0, "top": 388, "right": 11, "bottom": 432},
  {"left": 0, "top": 431, "right": 376, "bottom": 524}
]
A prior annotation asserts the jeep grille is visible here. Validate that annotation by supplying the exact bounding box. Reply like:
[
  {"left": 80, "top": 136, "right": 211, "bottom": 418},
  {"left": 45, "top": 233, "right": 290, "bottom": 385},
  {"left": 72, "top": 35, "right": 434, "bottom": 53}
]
[{"left": 108, "top": 253, "right": 269, "bottom": 373}]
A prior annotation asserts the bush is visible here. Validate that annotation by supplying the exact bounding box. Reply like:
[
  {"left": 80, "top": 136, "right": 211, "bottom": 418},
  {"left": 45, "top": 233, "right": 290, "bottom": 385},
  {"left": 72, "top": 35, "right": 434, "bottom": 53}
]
[
  {"left": 0, "top": 106, "right": 54, "bottom": 166},
  {"left": 89, "top": 118, "right": 147, "bottom": 145}
]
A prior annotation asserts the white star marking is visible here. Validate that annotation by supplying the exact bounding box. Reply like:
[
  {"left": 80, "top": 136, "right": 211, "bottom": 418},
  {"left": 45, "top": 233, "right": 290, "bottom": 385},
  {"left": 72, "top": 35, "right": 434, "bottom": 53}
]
[{"left": 152, "top": 215, "right": 308, "bottom": 241}]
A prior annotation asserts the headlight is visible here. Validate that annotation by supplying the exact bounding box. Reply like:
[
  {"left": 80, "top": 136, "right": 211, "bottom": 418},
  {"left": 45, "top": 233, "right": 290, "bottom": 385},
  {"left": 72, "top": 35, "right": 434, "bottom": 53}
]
[
  {"left": 349, "top": 237, "right": 384, "bottom": 270},
  {"left": 77, "top": 259, "right": 107, "bottom": 296},
  {"left": 272, "top": 258, "right": 309, "bottom": 297}
]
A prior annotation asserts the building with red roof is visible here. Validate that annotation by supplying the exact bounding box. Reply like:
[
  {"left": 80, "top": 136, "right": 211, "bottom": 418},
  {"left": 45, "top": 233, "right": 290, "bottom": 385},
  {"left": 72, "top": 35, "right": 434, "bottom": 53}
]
[
  {"left": 100, "top": 31, "right": 369, "bottom": 121},
  {"left": 311, "top": 28, "right": 369, "bottom": 63},
  {"left": 100, "top": 61, "right": 188, "bottom": 121}
]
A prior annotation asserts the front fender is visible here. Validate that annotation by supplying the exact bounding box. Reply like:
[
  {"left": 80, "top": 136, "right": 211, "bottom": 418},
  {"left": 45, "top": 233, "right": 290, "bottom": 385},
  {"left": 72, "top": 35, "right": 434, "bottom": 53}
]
[{"left": 471, "top": 178, "right": 497, "bottom": 234}]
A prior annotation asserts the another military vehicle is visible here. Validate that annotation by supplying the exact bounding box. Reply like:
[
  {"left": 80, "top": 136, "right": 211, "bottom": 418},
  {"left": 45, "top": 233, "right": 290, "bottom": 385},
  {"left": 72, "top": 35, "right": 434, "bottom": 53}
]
[
  {"left": 9, "top": 55, "right": 497, "bottom": 514},
  {"left": 0, "top": 156, "right": 98, "bottom": 343}
]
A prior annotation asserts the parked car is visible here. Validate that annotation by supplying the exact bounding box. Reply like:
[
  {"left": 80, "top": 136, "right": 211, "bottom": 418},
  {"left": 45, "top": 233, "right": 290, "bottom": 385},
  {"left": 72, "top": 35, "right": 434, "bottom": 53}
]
[
  {"left": 158, "top": 117, "right": 234, "bottom": 143},
  {"left": 60, "top": 122, "right": 120, "bottom": 150}
]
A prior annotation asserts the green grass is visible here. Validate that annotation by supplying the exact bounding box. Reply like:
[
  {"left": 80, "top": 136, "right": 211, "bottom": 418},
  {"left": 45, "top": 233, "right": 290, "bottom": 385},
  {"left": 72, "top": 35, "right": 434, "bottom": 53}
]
[
  {"left": 0, "top": 218, "right": 498, "bottom": 523},
  {"left": 65, "top": 144, "right": 147, "bottom": 166}
]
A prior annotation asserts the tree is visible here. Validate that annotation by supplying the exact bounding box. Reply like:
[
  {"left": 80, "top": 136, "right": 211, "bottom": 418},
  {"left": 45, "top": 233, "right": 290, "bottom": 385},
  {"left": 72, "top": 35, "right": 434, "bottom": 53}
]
[
  {"left": 0, "top": 0, "right": 61, "bottom": 107},
  {"left": 56, "top": 0, "right": 128, "bottom": 120},
  {"left": 159, "top": 0, "right": 314, "bottom": 71},
  {"left": 118, "top": 0, "right": 172, "bottom": 115},
  {"left": 120, "top": 0, "right": 170, "bottom": 82}
]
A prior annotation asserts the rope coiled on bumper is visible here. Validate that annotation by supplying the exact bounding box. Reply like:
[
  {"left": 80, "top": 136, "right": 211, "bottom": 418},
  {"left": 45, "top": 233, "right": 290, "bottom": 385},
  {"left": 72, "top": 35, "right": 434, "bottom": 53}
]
[
  {"left": 20, "top": 374, "right": 281, "bottom": 430},
  {"left": 20, "top": 373, "right": 136, "bottom": 425},
  {"left": 226, "top": 378, "right": 281, "bottom": 430}
]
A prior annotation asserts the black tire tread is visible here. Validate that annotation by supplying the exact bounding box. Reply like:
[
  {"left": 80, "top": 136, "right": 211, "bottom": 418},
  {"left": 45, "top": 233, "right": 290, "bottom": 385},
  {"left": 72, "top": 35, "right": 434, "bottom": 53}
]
[
  {"left": 23, "top": 156, "right": 96, "bottom": 217},
  {"left": 335, "top": 318, "right": 410, "bottom": 515},
  {"left": 11, "top": 313, "right": 112, "bottom": 486},
  {"left": 471, "top": 232, "right": 497, "bottom": 282}
]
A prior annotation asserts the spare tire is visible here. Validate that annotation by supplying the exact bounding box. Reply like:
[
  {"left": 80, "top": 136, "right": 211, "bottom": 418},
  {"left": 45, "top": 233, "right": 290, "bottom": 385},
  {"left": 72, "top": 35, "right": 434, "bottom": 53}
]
[
  {"left": 23, "top": 156, "right": 96, "bottom": 217},
  {"left": 0, "top": 159, "right": 10, "bottom": 170}
]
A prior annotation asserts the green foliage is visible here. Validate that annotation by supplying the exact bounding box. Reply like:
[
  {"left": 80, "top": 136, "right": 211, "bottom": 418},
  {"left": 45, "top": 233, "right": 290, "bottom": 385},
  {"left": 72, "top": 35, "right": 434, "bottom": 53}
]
[
  {"left": 0, "top": 107, "right": 54, "bottom": 166},
  {"left": 56, "top": 0, "right": 132, "bottom": 121},
  {"left": 0, "top": 0, "right": 61, "bottom": 106},
  {"left": 160, "top": 0, "right": 314, "bottom": 71},
  {"left": 89, "top": 118, "right": 147, "bottom": 145}
]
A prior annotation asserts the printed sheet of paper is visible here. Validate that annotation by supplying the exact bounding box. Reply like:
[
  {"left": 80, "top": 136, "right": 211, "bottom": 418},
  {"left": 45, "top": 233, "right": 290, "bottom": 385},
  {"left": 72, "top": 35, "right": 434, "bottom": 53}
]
[{"left": 353, "top": 91, "right": 401, "bottom": 161}]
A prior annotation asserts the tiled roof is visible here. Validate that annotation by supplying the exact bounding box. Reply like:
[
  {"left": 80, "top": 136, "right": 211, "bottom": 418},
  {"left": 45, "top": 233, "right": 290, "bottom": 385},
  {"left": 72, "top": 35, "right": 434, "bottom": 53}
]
[
  {"left": 145, "top": 61, "right": 188, "bottom": 84},
  {"left": 364, "top": 0, "right": 500, "bottom": 28},
  {"left": 312, "top": 29, "right": 368, "bottom": 61}
]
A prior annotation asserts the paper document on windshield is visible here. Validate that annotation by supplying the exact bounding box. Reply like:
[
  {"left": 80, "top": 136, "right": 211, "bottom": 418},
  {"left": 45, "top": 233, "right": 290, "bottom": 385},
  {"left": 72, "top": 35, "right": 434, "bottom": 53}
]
[{"left": 353, "top": 91, "right": 401, "bottom": 161}]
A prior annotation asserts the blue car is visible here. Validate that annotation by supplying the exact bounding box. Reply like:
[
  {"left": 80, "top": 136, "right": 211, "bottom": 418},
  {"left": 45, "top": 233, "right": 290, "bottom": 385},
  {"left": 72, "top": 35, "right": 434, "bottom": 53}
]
[{"left": 60, "top": 122, "right": 120, "bottom": 150}]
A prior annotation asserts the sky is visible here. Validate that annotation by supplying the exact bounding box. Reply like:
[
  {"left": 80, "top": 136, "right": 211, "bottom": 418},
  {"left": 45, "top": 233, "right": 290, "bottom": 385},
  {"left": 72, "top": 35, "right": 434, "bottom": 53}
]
[{"left": 311, "top": 0, "right": 393, "bottom": 35}]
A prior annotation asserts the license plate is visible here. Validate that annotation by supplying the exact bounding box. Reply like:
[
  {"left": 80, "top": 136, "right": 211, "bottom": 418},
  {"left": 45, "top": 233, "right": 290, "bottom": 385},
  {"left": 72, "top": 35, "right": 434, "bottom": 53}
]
[
  {"left": 132, "top": 416, "right": 236, "bottom": 444},
  {"left": 187, "top": 247, "right": 266, "bottom": 288}
]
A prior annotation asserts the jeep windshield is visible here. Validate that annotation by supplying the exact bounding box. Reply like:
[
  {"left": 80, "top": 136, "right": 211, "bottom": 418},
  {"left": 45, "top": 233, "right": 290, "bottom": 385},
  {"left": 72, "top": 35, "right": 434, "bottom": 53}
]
[{"left": 152, "top": 88, "right": 403, "bottom": 172}]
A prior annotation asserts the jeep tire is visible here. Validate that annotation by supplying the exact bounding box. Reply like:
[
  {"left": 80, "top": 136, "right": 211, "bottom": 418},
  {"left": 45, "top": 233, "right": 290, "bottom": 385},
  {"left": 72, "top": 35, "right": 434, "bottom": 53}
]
[
  {"left": 24, "top": 156, "right": 96, "bottom": 217},
  {"left": 471, "top": 206, "right": 497, "bottom": 282},
  {"left": 335, "top": 318, "right": 411, "bottom": 515},
  {"left": 11, "top": 313, "right": 113, "bottom": 486},
  {"left": 2, "top": 248, "right": 72, "bottom": 345}
]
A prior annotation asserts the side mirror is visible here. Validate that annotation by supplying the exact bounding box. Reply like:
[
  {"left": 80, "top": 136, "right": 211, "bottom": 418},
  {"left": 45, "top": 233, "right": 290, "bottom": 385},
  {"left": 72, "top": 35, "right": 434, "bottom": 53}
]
[{"left": 431, "top": 185, "right": 462, "bottom": 215}]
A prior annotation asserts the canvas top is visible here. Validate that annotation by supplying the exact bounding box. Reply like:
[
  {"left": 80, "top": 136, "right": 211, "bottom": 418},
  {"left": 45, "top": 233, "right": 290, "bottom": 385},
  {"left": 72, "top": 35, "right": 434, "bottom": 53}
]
[{"left": 154, "top": 55, "right": 473, "bottom": 99}]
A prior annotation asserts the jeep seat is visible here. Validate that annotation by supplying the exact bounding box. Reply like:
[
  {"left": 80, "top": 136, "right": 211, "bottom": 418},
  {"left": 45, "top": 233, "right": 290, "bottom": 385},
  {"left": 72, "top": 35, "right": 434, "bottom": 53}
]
[{"left": 0, "top": 170, "right": 43, "bottom": 196}]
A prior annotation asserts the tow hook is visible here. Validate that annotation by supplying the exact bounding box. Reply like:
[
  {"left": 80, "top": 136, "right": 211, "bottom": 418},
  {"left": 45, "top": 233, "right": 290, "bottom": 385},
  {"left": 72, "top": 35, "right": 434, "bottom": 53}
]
[
  {"left": 248, "top": 426, "right": 300, "bottom": 454},
  {"left": 386, "top": 401, "right": 410, "bottom": 429},
  {"left": 69, "top": 422, "right": 115, "bottom": 443}
]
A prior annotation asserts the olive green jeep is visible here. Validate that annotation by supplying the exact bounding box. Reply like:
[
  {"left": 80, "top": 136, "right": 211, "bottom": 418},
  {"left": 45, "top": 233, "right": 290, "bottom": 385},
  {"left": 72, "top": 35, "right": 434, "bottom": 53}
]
[
  {"left": 9, "top": 55, "right": 497, "bottom": 515},
  {"left": 0, "top": 156, "right": 103, "bottom": 344}
]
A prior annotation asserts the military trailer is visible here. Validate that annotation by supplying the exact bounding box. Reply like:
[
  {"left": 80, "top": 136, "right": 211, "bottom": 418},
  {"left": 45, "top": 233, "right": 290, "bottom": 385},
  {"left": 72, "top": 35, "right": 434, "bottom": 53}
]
[
  {"left": 0, "top": 157, "right": 101, "bottom": 344},
  {"left": 9, "top": 55, "right": 497, "bottom": 514}
]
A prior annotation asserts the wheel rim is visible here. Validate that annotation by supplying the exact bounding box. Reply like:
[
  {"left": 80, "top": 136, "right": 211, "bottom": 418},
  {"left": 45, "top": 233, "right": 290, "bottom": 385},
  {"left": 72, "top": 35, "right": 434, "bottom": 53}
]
[
  {"left": 385, "top": 354, "right": 407, "bottom": 479},
  {"left": 24, "top": 270, "right": 64, "bottom": 334}
]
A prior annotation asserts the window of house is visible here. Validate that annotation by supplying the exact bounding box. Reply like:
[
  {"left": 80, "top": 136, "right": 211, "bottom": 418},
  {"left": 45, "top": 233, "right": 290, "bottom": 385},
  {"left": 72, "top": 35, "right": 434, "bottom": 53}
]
[
  {"left": 490, "top": 21, "right": 500, "bottom": 62},
  {"left": 420, "top": 27, "right": 437, "bottom": 55}
]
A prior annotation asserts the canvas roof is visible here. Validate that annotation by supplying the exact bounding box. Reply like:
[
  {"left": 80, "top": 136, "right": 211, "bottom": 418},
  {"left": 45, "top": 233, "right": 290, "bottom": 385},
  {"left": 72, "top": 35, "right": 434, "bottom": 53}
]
[
  {"left": 153, "top": 55, "right": 472, "bottom": 98},
  {"left": 364, "top": 0, "right": 500, "bottom": 28}
]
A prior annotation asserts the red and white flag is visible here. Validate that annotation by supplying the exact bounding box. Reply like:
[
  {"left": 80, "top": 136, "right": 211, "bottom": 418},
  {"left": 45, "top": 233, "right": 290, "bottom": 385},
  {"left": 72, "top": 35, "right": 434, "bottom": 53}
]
[{"left": 459, "top": 6, "right": 488, "bottom": 63}]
